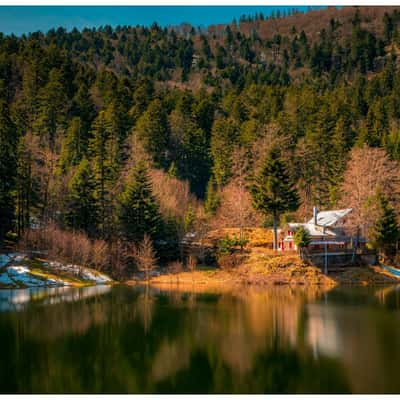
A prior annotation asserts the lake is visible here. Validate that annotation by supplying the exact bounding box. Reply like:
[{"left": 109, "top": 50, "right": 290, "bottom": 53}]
[{"left": 1, "top": 283, "right": 400, "bottom": 394}]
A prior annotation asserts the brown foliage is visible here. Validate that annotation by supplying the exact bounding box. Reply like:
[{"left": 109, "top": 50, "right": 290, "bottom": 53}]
[
  {"left": 167, "top": 260, "right": 184, "bottom": 274},
  {"left": 133, "top": 234, "right": 158, "bottom": 280},
  {"left": 18, "top": 224, "right": 134, "bottom": 280},
  {"left": 340, "top": 145, "right": 400, "bottom": 237},
  {"left": 209, "top": 6, "right": 397, "bottom": 47},
  {"left": 217, "top": 253, "right": 246, "bottom": 270},
  {"left": 149, "top": 168, "right": 198, "bottom": 222},
  {"left": 213, "top": 180, "right": 262, "bottom": 231},
  {"left": 186, "top": 254, "right": 197, "bottom": 272},
  {"left": 212, "top": 147, "right": 262, "bottom": 232}
]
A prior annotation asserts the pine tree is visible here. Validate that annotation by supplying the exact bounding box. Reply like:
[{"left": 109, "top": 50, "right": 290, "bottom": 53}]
[
  {"left": 169, "top": 109, "right": 211, "bottom": 197},
  {"left": 251, "top": 149, "right": 299, "bottom": 250},
  {"left": 0, "top": 97, "right": 17, "bottom": 241},
  {"left": 210, "top": 117, "right": 239, "bottom": 186},
  {"left": 204, "top": 176, "right": 220, "bottom": 216},
  {"left": 32, "top": 68, "right": 68, "bottom": 148},
  {"left": 117, "top": 162, "right": 162, "bottom": 243},
  {"left": 294, "top": 226, "right": 311, "bottom": 258},
  {"left": 15, "top": 134, "right": 36, "bottom": 235},
  {"left": 59, "top": 117, "right": 84, "bottom": 173},
  {"left": 64, "top": 158, "right": 98, "bottom": 234},
  {"left": 88, "top": 111, "right": 114, "bottom": 236},
  {"left": 371, "top": 192, "right": 399, "bottom": 260},
  {"left": 135, "top": 99, "right": 169, "bottom": 168}
]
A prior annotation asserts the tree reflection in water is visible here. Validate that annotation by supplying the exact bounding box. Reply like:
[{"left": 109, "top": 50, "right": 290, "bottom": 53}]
[{"left": 1, "top": 283, "right": 400, "bottom": 393}]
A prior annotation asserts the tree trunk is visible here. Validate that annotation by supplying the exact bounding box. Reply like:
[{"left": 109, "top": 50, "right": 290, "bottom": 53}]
[{"left": 273, "top": 214, "right": 278, "bottom": 251}]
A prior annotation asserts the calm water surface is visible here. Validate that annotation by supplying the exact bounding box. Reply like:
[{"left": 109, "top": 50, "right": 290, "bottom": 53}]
[{"left": 1, "top": 283, "right": 400, "bottom": 394}]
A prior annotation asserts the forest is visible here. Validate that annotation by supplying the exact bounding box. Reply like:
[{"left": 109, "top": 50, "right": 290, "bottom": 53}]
[{"left": 1, "top": 6, "right": 400, "bottom": 277}]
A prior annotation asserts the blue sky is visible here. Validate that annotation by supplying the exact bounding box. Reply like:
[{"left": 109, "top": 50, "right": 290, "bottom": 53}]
[{"left": 0, "top": 6, "right": 321, "bottom": 35}]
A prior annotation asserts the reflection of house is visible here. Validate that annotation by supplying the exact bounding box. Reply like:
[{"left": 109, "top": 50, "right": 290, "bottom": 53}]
[{"left": 279, "top": 207, "right": 356, "bottom": 252}]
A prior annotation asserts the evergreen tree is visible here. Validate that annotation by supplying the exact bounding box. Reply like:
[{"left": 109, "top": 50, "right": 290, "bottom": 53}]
[
  {"left": 15, "top": 134, "right": 37, "bottom": 236},
  {"left": 293, "top": 226, "right": 311, "bottom": 258},
  {"left": 204, "top": 176, "right": 220, "bottom": 216},
  {"left": 32, "top": 68, "right": 68, "bottom": 148},
  {"left": 135, "top": 99, "right": 169, "bottom": 168},
  {"left": 64, "top": 158, "right": 98, "bottom": 234},
  {"left": 169, "top": 109, "right": 211, "bottom": 197},
  {"left": 251, "top": 149, "right": 299, "bottom": 250},
  {"left": 59, "top": 117, "right": 84, "bottom": 173},
  {"left": 371, "top": 192, "right": 399, "bottom": 260},
  {"left": 0, "top": 97, "right": 17, "bottom": 241},
  {"left": 88, "top": 111, "right": 115, "bottom": 236},
  {"left": 117, "top": 162, "right": 162, "bottom": 243},
  {"left": 210, "top": 117, "right": 239, "bottom": 186}
]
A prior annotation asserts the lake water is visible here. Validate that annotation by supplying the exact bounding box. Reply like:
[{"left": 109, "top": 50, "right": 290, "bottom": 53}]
[{"left": 1, "top": 283, "right": 400, "bottom": 394}]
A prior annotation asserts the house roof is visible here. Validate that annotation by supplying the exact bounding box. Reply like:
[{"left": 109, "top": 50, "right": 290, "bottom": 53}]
[
  {"left": 288, "top": 222, "right": 337, "bottom": 237},
  {"left": 307, "top": 208, "right": 352, "bottom": 227}
]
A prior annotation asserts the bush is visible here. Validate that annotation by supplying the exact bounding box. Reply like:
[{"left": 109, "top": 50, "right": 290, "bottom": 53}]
[
  {"left": 167, "top": 260, "right": 184, "bottom": 274},
  {"left": 217, "top": 253, "right": 246, "bottom": 270},
  {"left": 18, "top": 224, "right": 131, "bottom": 280},
  {"left": 217, "top": 235, "right": 249, "bottom": 256}
]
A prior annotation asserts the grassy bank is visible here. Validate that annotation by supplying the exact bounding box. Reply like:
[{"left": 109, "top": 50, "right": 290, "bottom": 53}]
[
  {"left": 128, "top": 260, "right": 400, "bottom": 288},
  {"left": 128, "top": 227, "right": 400, "bottom": 287},
  {"left": 0, "top": 253, "right": 114, "bottom": 289}
]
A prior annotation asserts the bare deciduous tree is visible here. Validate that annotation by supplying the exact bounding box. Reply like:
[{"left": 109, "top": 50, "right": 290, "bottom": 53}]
[
  {"left": 340, "top": 145, "right": 400, "bottom": 237},
  {"left": 134, "top": 234, "right": 158, "bottom": 281},
  {"left": 213, "top": 147, "right": 262, "bottom": 238},
  {"left": 186, "top": 254, "right": 197, "bottom": 282}
]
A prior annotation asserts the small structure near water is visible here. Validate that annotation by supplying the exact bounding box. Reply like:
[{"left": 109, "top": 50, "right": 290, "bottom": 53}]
[{"left": 280, "top": 207, "right": 376, "bottom": 271}]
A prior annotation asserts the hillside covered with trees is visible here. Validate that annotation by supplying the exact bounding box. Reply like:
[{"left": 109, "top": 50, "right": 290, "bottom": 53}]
[{"left": 1, "top": 6, "right": 400, "bottom": 276}]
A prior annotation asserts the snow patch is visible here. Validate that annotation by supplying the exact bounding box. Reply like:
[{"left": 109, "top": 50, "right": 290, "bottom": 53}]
[
  {"left": 46, "top": 261, "right": 112, "bottom": 284},
  {"left": 7, "top": 266, "right": 64, "bottom": 288},
  {"left": 0, "top": 252, "right": 112, "bottom": 288},
  {"left": 0, "top": 254, "right": 11, "bottom": 269},
  {"left": 0, "top": 272, "right": 15, "bottom": 286},
  {"left": 0, "top": 253, "right": 27, "bottom": 269}
]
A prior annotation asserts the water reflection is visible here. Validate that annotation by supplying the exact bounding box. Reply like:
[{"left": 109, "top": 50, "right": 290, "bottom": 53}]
[
  {"left": 1, "top": 284, "right": 400, "bottom": 393},
  {"left": 0, "top": 285, "right": 111, "bottom": 312}
]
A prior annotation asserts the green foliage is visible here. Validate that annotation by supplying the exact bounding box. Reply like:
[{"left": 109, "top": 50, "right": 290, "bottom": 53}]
[
  {"left": 135, "top": 99, "right": 169, "bottom": 169},
  {"left": 59, "top": 117, "right": 85, "bottom": 172},
  {"left": 0, "top": 97, "right": 17, "bottom": 240},
  {"left": 252, "top": 148, "right": 299, "bottom": 249},
  {"left": 183, "top": 206, "right": 196, "bottom": 232},
  {"left": 88, "top": 110, "right": 119, "bottom": 234},
  {"left": 117, "top": 162, "right": 163, "bottom": 243},
  {"left": 2, "top": 7, "right": 400, "bottom": 264},
  {"left": 293, "top": 227, "right": 311, "bottom": 248},
  {"left": 211, "top": 117, "right": 239, "bottom": 186},
  {"left": 64, "top": 158, "right": 98, "bottom": 234},
  {"left": 204, "top": 177, "right": 220, "bottom": 216},
  {"left": 371, "top": 192, "right": 400, "bottom": 259},
  {"left": 251, "top": 149, "right": 299, "bottom": 220},
  {"left": 217, "top": 235, "right": 249, "bottom": 256},
  {"left": 32, "top": 69, "right": 68, "bottom": 147}
]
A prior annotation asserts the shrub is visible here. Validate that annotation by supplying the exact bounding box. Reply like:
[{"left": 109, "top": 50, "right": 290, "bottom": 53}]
[
  {"left": 18, "top": 225, "right": 129, "bottom": 278},
  {"left": 167, "top": 260, "right": 184, "bottom": 274},
  {"left": 217, "top": 253, "right": 246, "bottom": 270},
  {"left": 217, "top": 235, "right": 249, "bottom": 256},
  {"left": 186, "top": 254, "right": 197, "bottom": 272},
  {"left": 133, "top": 234, "right": 158, "bottom": 280}
]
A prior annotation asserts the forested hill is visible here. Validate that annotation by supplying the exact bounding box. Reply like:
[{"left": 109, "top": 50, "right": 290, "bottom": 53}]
[{"left": 1, "top": 6, "right": 400, "bottom": 262}]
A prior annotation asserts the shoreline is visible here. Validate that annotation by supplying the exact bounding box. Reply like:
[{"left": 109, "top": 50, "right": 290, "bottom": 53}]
[{"left": 127, "top": 262, "right": 400, "bottom": 288}]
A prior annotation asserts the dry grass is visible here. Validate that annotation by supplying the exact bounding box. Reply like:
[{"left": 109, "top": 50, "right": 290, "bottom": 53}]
[
  {"left": 203, "top": 227, "right": 274, "bottom": 248},
  {"left": 130, "top": 252, "right": 336, "bottom": 287},
  {"left": 331, "top": 266, "right": 400, "bottom": 285},
  {"left": 132, "top": 227, "right": 395, "bottom": 287}
]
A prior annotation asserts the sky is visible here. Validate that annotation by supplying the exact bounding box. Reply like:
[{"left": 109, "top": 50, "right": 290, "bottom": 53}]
[{"left": 0, "top": 6, "right": 322, "bottom": 35}]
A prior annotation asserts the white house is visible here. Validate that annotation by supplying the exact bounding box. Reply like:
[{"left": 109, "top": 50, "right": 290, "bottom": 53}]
[{"left": 279, "top": 207, "right": 353, "bottom": 252}]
